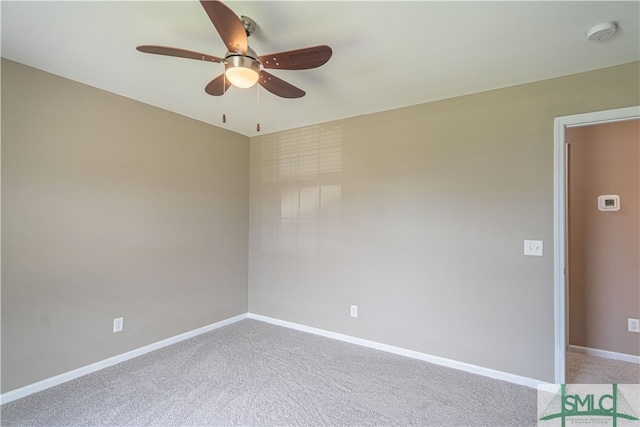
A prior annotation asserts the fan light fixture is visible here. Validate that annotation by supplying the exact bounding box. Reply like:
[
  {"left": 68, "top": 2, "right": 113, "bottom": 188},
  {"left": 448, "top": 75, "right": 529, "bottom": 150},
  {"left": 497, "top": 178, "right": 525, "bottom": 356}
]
[{"left": 225, "top": 56, "right": 260, "bottom": 88}]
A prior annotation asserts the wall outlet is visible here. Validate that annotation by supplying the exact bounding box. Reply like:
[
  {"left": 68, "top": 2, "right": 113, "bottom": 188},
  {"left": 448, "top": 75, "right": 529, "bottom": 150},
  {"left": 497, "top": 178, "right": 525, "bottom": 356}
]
[
  {"left": 350, "top": 305, "right": 358, "bottom": 318},
  {"left": 113, "top": 317, "right": 124, "bottom": 333},
  {"left": 524, "top": 240, "right": 543, "bottom": 256},
  {"left": 628, "top": 318, "right": 640, "bottom": 333}
]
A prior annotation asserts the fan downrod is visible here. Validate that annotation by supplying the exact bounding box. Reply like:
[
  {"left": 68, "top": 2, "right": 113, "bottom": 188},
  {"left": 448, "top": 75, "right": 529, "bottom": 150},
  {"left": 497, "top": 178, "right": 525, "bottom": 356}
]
[{"left": 240, "top": 16, "right": 257, "bottom": 37}]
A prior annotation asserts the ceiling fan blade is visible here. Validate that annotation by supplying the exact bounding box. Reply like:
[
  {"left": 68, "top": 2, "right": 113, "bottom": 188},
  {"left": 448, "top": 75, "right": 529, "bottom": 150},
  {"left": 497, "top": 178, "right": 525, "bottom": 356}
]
[
  {"left": 136, "top": 45, "right": 222, "bottom": 63},
  {"left": 200, "top": 1, "right": 247, "bottom": 55},
  {"left": 259, "top": 71, "right": 305, "bottom": 99},
  {"left": 205, "top": 73, "right": 232, "bottom": 96},
  {"left": 259, "top": 45, "right": 332, "bottom": 70}
]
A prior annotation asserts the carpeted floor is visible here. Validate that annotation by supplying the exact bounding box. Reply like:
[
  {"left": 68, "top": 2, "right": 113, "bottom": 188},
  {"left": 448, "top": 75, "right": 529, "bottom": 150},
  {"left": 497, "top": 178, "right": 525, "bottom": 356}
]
[
  {"left": 566, "top": 350, "right": 640, "bottom": 384},
  {"left": 1, "top": 319, "right": 539, "bottom": 426}
]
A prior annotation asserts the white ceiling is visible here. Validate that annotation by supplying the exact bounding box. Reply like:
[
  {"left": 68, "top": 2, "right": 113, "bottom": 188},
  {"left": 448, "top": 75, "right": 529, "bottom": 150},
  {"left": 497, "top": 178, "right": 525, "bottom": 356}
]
[{"left": 2, "top": 1, "right": 639, "bottom": 137}]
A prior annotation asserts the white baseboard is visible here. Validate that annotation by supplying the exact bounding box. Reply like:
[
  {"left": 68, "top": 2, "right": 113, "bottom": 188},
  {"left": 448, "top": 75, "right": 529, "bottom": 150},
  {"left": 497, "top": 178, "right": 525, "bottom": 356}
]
[
  {"left": 0, "top": 313, "right": 248, "bottom": 405},
  {"left": 1, "top": 311, "right": 548, "bottom": 405},
  {"left": 247, "top": 313, "right": 546, "bottom": 389},
  {"left": 568, "top": 345, "right": 640, "bottom": 364}
]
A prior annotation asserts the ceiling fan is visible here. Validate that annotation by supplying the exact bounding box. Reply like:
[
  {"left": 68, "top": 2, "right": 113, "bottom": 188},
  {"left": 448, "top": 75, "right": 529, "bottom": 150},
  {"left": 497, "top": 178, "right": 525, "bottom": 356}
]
[{"left": 136, "top": 0, "right": 332, "bottom": 100}]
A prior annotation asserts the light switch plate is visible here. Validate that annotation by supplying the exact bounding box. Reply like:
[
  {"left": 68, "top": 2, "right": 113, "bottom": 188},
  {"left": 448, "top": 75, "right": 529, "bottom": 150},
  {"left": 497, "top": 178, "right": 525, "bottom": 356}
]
[{"left": 524, "top": 240, "right": 543, "bottom": 256}]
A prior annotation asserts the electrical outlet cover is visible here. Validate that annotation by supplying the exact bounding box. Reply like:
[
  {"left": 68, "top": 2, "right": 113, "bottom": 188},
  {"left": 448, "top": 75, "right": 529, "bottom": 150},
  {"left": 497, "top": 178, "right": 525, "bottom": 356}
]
[
  {"left": 628, "top": 318, "right": 640, "bottom": 333},
  {"left": 350, "top": 305, "right": 358, "bottom": 318},
  {"left": 113, "top": 317, "right": 124, "bottom": 333}
]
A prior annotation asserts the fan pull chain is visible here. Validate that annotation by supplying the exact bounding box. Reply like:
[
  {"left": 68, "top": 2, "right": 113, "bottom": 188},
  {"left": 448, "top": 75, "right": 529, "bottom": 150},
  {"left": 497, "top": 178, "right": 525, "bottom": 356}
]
[
  {"left": 256, "top": 83, "right": 261, "bottom": 132},
  {"left": 222, "top": 73, "right": 227, "bottom": 124}
]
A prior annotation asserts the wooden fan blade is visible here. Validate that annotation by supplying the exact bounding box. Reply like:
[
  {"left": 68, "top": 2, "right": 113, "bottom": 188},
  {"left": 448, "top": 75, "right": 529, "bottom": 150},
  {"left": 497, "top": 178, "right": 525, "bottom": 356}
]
[
  {"left": 259, "top": 45, "right": 332, "bottom": 70},
  {"left": 200, "top": 1, "right": 247, "bottom": 55},
  {"left": 205, "top": 73, "right": 232, "bottom": 96},
  {"left": 259, "top": 71, "right": 305, "bottom": 99},
  {"left": 136, "top": 45, "right": 222, "bottom": 63}
]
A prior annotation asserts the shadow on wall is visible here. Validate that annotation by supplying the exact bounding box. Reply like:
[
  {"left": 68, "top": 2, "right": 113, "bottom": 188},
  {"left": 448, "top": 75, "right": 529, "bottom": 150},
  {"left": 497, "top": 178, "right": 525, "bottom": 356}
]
[{"left": 259, "top": 125, "right": 343, "bottom": 256}]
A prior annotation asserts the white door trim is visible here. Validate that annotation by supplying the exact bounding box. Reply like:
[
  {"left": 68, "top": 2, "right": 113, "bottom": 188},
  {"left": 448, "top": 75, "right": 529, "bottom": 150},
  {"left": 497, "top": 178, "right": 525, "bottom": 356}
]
[{"left": 553, "top": 105, "right": 640, "bottom": 384}]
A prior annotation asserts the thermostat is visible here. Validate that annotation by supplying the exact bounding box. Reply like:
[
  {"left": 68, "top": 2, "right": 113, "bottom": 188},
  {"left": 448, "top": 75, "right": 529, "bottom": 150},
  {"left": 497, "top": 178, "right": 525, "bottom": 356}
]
[{"left": 598, "top": 195, "right": 620, "bottom": 211}]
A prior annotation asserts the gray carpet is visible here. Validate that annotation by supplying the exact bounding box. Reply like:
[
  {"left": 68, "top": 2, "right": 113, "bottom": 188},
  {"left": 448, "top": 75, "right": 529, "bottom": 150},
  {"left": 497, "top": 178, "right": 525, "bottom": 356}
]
[
  {"left": 566, "top": 350, "right": 640, "bottom": 384},
  {"left": 1, "top": 319, "right": 538, "bottom": 426}
]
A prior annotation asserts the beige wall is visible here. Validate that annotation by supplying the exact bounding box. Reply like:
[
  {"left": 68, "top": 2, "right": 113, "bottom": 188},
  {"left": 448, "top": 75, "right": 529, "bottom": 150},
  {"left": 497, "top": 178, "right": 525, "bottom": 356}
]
[
  {"left": 249, "top": 62, "right": 640, "bottom": 382},
  {"left": 567, "top": 120, "right": 640, "bottom": 356},
  {"left": 1, "top": 59, "right": 250, "bottom": 393},
  {"left": 2, "top": 58, "right": 639, "bottom": 393}
]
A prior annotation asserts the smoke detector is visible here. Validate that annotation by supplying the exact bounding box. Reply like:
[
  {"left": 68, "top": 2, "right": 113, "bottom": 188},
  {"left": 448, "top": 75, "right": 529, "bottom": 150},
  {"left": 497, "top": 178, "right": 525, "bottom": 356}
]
[{"left": 585, "top": 21, "right": 618, "bottom": 41}]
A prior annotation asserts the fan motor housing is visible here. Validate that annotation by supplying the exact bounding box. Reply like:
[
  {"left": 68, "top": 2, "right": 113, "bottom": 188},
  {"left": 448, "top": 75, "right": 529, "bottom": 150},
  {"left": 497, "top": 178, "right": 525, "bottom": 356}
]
[
  {"left": 224, "top": 45, "right": 261, "bottom": 70},
  {"left": 225, "top": 55, "right": 261, "bottom": 73}
]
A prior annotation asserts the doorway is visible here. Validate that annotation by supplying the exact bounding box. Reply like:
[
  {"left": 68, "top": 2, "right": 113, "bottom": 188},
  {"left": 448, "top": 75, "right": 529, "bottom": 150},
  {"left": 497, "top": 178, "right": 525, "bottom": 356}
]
[{"left": 553, "top": 106, "right": 640, "bottom": 384}]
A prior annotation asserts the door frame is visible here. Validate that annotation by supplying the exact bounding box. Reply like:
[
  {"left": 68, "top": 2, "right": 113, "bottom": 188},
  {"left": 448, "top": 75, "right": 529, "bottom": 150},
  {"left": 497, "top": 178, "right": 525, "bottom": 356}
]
[{"left": 553, "top": 105, "right": 640, "bottom": 384}]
